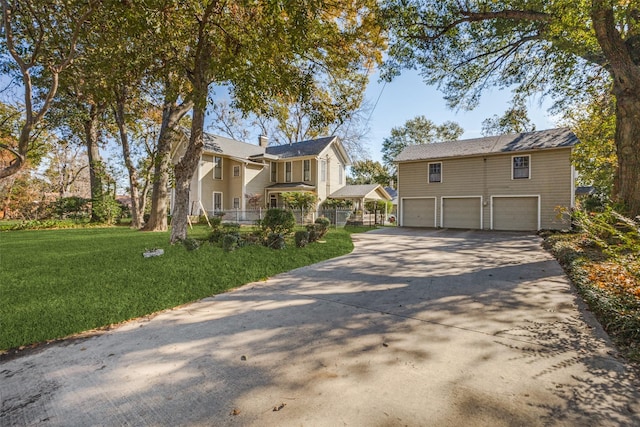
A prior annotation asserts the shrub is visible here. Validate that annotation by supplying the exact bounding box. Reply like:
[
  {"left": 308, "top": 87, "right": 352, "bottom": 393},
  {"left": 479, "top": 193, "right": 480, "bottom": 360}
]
[
  {"left": 295, "top": 230, "right": 310, "bottom": 247},
  {"left": 51, "top": 196, "right": 90, "bottom": 220},
  {"left": 266, "top": 232, "right": 286, "bottom": 250},
  {"left": 181, "top": 238, "right": 201, "bottom": 251},
  {"left": 259, "top": 209, "right": 296, "bottom": 236},
  {"left": 210, "top": 215, "right": 222, "bottom": 229},
  {"left": 315, "top": 216, "right": 331, "bottom": 227},
  {"left": 222, "top": 234, "right": 239, "bottom": 252}
]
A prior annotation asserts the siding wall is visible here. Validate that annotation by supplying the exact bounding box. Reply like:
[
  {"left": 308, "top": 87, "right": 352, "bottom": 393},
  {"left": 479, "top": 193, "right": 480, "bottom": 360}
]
[{"left": 398, "top": 148, "right": 573, "bottom": 230}]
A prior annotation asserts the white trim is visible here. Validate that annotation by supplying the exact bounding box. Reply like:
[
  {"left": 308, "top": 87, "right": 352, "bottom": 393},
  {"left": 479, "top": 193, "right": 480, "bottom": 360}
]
[
  {"left": 400, "top": 196, "right": 437, "bottom": 228},
  {"left": 570, "top": 164, "right": 576, "bottom": 208},
  {"left": 285, "top": 161, "right": 292, "bottom": 183},
  {"left": 213, "top": 191, "right": 223, "bottom": 212},
  {"left": 441, "top": 196, "right": 483, "bottom": 229},
  {"left": 490, "top": 195, "right": 540, "bottom": 231},
  {"left": 427, "top": 161, "right": 443, "bottom": 183},
  {"left": 511, "top": 154, "right": 531, "bottom": 180}
]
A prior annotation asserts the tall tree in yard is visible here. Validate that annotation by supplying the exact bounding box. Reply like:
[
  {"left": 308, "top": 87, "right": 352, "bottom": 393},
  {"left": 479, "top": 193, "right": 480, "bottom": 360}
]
[
  {"left": 0, "top": 0, "right": 99, "bottom": 179},
  {"left": 145, "top": 0, "right": 384, "bottom": 243},
  {"left": 382, "top": 0, "right": 640, "bottom": 216}
]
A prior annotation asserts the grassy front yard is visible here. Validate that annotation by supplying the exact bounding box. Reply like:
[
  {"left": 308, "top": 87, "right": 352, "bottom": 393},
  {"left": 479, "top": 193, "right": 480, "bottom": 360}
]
[{"left": 0, "top": 225, "right": 365, "bottom": 353}]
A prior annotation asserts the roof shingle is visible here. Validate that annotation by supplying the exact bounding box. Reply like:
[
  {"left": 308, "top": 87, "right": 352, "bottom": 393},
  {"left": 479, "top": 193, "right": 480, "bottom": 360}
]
[{"left": 395, "top": 128, "right": 578, "bottom": 162}]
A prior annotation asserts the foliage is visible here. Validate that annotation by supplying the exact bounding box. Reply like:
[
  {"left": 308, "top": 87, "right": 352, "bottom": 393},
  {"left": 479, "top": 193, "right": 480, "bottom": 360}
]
[
  {"left": 365, "top": 200, "right": 393, "bottom": 213},
  {"left": 222, "top": 234, "right": 239, "bottom": 252},
  {"left": 91, "top": 194, "right": 122, "bottom": 225},
  {"left": 307, "top": 218, "right": 330, "bottom": 242},
  {"left": 322, "top": 198, "right": 353, "bottom": 209},
  {"left": 315, "top": 217, "right": 331, "bottom": 228},
  {"left": 348, "top": 160, "right": 393, "bottom": 186},
  {"left": 281, "top": 192, "right": 317, "bottom": 214},
  {"left": 543, "top": 210, "right": 640, "bottom": 362},
  {"left": 295, "top": 230, "right": 310, "bottom": 248},
  {"left": 563, "top": 92, "right": 617, "bottom": 198},
  {"left": 181, "top": 238, "right": 201, "bottom": 251},
  {"left": 481, "top": 100, "right": 536, "bottom": 136},
  {"left": 266, "top": 232, "right": 286, "bottom": 250},
  {"left": 51, "top": 196, "right": 90, "bottom": 220},
  {"left": 381, "top": 116, "right": 463, "bottom": 170},
  {"left": 0, "top": 226, "right": 360, "bottom": 351},
  {"left": 258, "top": 208, "right": 296, "bottom": 236}
]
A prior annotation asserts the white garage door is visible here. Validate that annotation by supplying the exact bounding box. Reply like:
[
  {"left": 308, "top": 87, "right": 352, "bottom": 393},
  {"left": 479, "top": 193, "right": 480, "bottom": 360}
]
[
  {"left": 493, "top": 196, "right": 539, "bottom": 231},
  {"left": 442, "top": 197, "right": 481, "bottom": 229},
  {"left": 402, "top": 198, "right": 436, "bottom": 227}
]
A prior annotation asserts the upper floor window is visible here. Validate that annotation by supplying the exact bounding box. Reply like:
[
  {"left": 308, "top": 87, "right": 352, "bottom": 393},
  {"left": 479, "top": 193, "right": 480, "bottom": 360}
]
[
  {"left": 513, "top": 155, "right": 530, "bottom": 179},
  {"left": 303, "top": 159, "right": 311, "bottom": 181},
  {"left": 338, "top": 163, "right": 343, "bottom": 184},
  {"left": 285, "top": 161, "right": 292, "bottom": 182},
  {"left": 270, "top": 161, "right": 277, "bottom": 182},
  {"left": 428, "top": 162, "right": 442, "bottom": 183},
  {"left": 320, "top": 160, "right": 327, "bottom": 182},
  {"left": 213, "top": 156, "right": 222, "bottom": 180},
  {"left": 233, "top": 165, "right": 240, "bottom": 177}
]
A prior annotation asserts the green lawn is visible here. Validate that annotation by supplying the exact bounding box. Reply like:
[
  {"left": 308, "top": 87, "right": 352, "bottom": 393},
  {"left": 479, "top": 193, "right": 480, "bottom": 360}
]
[{"left": 0, "top": 225, "right": 364, "bottom": 352}]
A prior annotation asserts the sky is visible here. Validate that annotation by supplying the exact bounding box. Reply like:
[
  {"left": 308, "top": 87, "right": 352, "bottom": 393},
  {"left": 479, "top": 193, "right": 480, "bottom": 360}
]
[{"left": 360, "top": 69, "right": 558, "bottom": 163}]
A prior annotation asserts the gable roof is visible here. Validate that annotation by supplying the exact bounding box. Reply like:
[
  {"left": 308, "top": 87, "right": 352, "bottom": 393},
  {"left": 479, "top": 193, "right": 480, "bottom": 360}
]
[
  {"left": 395, "top": 128, "right": 578, "bottom": 162},
  {"left": 329, "top": 184, "right": 392, "bottom": 201}
]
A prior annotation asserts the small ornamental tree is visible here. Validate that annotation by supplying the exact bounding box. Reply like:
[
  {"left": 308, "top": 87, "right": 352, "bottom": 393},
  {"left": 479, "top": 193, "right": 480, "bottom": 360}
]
[{"left": 281, "top": 191, "right": 317, "bottom": 222}]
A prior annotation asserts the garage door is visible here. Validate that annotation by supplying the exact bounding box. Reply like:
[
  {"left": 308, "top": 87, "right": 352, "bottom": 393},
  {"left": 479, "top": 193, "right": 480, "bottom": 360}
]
[
  {"left": 402, "top": 198, "right": 436, "bottom": 227},
  {"left": 493, "top": 196, "right": 539, "bottom": 231},
  {"left": 442, "top": 197, "right": 481, "bottom": 229}
]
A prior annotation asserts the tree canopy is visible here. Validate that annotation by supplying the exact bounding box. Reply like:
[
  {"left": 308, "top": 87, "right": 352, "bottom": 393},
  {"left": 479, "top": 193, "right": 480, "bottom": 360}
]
[
  {"left": 381, "top": 116, "right": 463, "bottom": 170},
  {"left": 381, "top": 0, "right": 640, "bottom": 215}
]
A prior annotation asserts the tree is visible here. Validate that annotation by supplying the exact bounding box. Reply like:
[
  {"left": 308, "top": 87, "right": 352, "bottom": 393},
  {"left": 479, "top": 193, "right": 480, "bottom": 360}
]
[
  {"left": 0, "top": 0, "right": 99, "bottom": 179},
  {"left": 281, "top": 191, "right": 317, "bottom": 223},
  {"left": 381, "top": 0, "right": 640, "bottom": 216},
  {"left": 348, "top": 160, "right": 393, "bottom": 187},
  {"left": 481, "top": 100, "right": 536, "bottom": 136},
  {"left": 563, "top": 92, "right": 617, "bottom": 198},
  {"left": 381, "top": 116, "right": 463, "bottom": 170}
]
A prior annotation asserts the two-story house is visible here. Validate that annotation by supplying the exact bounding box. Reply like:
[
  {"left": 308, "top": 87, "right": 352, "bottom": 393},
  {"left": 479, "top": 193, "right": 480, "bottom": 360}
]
[
  {"left": 171, "top": 133, "right": 364, "bottom": 219},
  {"left": 395, "top": 128, "right": 579, "bottom": 231}
]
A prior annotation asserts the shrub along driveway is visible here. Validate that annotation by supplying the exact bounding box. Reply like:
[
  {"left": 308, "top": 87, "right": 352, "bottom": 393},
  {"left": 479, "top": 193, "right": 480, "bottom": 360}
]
[{"left": 2, "top": 228, "right": 640, "bottom": 426}]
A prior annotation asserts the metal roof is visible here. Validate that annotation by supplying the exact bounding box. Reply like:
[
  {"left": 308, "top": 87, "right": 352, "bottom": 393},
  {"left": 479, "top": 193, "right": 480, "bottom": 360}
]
[{"left": 395, "top": 128, "right": 579, "bottom": 162}]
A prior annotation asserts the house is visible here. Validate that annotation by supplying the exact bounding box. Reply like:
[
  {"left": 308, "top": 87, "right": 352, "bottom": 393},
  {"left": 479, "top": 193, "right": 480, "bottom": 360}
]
[
  {"left": 394, "top": 128, "right": 579, "bottom": 231},
  {"left": 171, "top": 132, "right": 381, "bottom": 220}
]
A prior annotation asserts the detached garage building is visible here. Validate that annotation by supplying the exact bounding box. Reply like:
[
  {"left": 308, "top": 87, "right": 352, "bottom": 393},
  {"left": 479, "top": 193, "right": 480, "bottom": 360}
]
[{"left": 395, "top": 128, "right": 578, "bottom": 231}]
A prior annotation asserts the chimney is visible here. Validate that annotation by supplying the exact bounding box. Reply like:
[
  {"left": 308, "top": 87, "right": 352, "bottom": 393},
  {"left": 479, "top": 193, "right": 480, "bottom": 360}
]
[{"left": 259, "top": 134, "right": 268, "bottom": 148}]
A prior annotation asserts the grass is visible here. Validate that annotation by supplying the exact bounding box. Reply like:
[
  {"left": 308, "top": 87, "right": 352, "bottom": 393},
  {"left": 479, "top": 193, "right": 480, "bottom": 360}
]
[{"left": 0, "top": 224, "right": 364, "bottom": 353}]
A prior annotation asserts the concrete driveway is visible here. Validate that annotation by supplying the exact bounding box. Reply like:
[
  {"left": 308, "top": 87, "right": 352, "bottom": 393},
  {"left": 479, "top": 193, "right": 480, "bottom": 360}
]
[{"left": 2, "top": 228, "right": 639, "bottom": 426}]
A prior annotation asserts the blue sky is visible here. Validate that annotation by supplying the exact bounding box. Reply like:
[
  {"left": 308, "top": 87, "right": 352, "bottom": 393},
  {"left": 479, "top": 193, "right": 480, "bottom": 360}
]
[{"left": 361, "top": 69, "right": 558, "bottom": 163}]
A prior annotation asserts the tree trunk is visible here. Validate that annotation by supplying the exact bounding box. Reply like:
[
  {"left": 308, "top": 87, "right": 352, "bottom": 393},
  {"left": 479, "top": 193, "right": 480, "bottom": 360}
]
[
  {"left": 142, "top": 97, "right": 191, "bottom": 232},
  {"left": 113, "top": 91, "right": 143, "bottom": 229},
  {"left": 170, "top": 100, "right": 206, "bottom": 243},
  {"left": 592, "top": 4, "right": 640, "bottom": 217},
  {"left": 84, "top": 102, "right": 104, "bottom": 222}
]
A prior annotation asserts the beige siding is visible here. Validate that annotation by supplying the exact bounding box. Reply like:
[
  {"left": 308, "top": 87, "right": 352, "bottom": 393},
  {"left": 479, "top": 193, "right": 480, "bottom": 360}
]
[
  {"left": 402, "top": 198, "right": 436, "bottom": 227},
  {"left": 397, "top": 147, "right": 573, "bottom": 230},
  {"left": 245, "top": 164, "right": 269, "bottom": 208}
]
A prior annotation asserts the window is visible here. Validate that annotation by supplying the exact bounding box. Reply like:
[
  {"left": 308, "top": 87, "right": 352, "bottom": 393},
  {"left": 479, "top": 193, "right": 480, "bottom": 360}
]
[
  {"left": 338, "top": 163, "right": 343, "bottom": 184},
  {"left": 428, "top": 162, "right": 442, "bottom": 183},
  {"left": 213, "top": 156, "right": 222, "bottom": 180},
  {"left": 513, "top": 156, "right": 530, "bottom": 179},
  {"left": 285, "top": 161, "right": 292, "bottom": 182},
  {"left": 320, "top": 160, "right": 327, "bottom": 182},
  {"left": 270, "top": 194, "right": 277, "bottom": 208},
  {"left": 233, "top": 165, "right": 240, "bottom": 177},
  {"left": 213, "top": 192, "right": 223, "bottom": 211},
  {"left": 270, "top": 161, "right": 277, "bottom": 182},
  {"left": 233, "top": 197, "right": 240, "bottom": 209},
  {"left": 303, "top": 159, "right": 311, "bottom": 181}
]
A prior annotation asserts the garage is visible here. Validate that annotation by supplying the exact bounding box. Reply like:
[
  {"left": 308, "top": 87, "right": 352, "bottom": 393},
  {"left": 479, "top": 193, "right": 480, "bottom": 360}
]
[
  {"left": 402, "top": 198, "right": 436, "bottom": 227},
  {"left": 442, "top": 197, "right": 482, "bottom": 229},
  {"left": 492, "top": 196, "right": 539, "bottom": 231}
]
